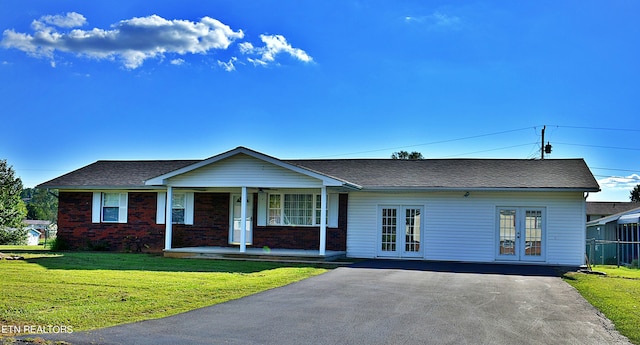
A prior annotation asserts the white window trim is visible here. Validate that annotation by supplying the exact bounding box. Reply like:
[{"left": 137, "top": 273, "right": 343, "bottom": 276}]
[
  {"left": 92, "top": 192, "right": 128, "bottom": 224},
  {"left": 157, "top": 191, "right": 194, "bottom": 225},
  {"left": 264, "top": 193, "right": 337, "bottom": 227}
]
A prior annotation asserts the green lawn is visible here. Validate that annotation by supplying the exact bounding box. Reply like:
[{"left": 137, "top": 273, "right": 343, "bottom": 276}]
[
  {"left": 0, "top": 251, "right": 328, "bottom": 336},
  {"left": 564, "top": 265, "right": 640, "bottom": 345},
  {"left": 0, "top": 245, "right": 49, "bottom": 251}
]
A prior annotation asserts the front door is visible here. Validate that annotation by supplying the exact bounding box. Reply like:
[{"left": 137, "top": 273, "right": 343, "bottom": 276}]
[
  {"left": 378, "top": 206, "right": 423, "bottom": 258},
  {"left": 231, "top": 194, "right": 253, "bottom": 245},
  {"left": 497, "top": 207, "right": 545, "bottom": 262}
]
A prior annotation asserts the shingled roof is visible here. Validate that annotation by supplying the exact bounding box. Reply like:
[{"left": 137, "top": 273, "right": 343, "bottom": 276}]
[
  {"left": 39, "top": 160, "right": 198, "bottom": 189},
  {"left": 287, "top": 158, "right": 600, "bottom": 190},
  {"left": 586, "top": 201, "right": 638, "bottom": 216},
  {"left": 38, "top": 154, "right": 600, "bottom": 192}
]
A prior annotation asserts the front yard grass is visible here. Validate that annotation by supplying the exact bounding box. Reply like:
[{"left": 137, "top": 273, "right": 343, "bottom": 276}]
[
  {"left": 0, "top": 251, "right": 328, "bottom": 336},
  {"left": 563, "top": 265, "right": 640, "bottom": 345}
]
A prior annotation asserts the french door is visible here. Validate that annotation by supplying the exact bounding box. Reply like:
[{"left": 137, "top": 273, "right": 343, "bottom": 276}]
[
  {"left": 378, "top": 206, "right": 423, "bottom": 258},
  {"left": 497, "top": 207, "right": 545, "bottom": 262}
]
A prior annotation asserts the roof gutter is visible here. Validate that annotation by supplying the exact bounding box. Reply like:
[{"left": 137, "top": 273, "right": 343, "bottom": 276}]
[{"left": 359, "top": 186, "right": 601, "bottom": 193}]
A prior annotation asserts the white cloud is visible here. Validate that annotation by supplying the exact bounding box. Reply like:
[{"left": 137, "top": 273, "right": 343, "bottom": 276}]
[
  {"left": 238, "top": 41, "right": 254, "bottom": 54},
  {"left": 240, "top": 34, "right": 312, "bottom": 65},
  {"left": 32, "top": 12, "right": 87, "bottom": 30},
  {"left": 2, "top": 13, "right": 314, "bottom": 70},
  {"left": 598, "top": 174, "right": 640, "bottom": 190},
  {"left": 217, "top": 57, "right": 237, "bottom": 71},
  {"left": 2, "top": 14, "right": 244, "bottom": 69},
  {"left": 405, "top": 11, "right": 462, "bottom": 31},
  {"left": 247, "top": 57, "right": 268, "bottom": 67}
]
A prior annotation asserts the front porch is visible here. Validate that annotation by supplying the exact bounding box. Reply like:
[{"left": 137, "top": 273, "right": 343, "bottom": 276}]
[{"left": 164, "top": 246, "right": 347, "bottom": 263}]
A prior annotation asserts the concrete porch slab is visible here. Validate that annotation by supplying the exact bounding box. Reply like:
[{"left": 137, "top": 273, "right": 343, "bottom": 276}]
[{"left": 163, "top": 246, "right": 347, "bottom": 263}]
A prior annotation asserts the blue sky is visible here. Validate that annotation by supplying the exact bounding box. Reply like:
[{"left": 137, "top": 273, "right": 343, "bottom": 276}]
[{"left": 1, "top": 1, "right": 639, "bottom": 201}]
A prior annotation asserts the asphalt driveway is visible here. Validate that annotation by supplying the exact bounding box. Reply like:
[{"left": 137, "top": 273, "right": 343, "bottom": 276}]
[{"left": 34, "top": 261, "right": 631, "bottom": 345}]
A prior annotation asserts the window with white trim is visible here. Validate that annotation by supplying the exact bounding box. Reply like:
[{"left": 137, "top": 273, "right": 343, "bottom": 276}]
[
  {"left": 102, "top": 193, "right": 121, "bottom": 222},
  {"left": 268, "top": 193, "right": 327, "bottom": 226},
  {"left": 93, "top": 192, "right": 128, "bottom": 224},
  {"left": 172, "top": 193, "right": 186, "bottom": 224},
  {"left": 268, "top": 194, "right": 282, "bottom": 225}
]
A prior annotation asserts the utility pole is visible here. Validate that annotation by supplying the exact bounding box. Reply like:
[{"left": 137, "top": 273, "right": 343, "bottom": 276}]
[
  {"left": 541, "top": 126, "right": 546, "bottom": 159},
  {"left": 541, "top": 125, "right": 552, "bottom": 159}
]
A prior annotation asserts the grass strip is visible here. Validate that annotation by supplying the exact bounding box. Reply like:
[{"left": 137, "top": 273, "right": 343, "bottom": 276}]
[{"left": 563, "top": 265, "right": 640, "bottom": 345}]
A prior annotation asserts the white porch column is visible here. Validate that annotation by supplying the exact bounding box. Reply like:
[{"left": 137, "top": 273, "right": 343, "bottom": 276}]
[
  {"left": 164, "top": 186, "right": 173, "bottom": 250},
  {"left": 319, "top": 186, "right": 327, "bottom": 256},
  {"left": 240, "top": 186, "right": 247, "bottom": 253}
]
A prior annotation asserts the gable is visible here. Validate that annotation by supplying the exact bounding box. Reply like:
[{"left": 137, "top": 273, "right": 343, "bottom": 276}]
[{"left": 165, "top": 153, "right": 326, "bottom": 188}]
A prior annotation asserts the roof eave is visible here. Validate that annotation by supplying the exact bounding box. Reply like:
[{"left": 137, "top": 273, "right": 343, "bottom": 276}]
[
  {"left": 359, "top": 186, "right": 601, "bottom": 192},
  {"left": 50, "top": 185, "right": 165, "bottom": 191}
]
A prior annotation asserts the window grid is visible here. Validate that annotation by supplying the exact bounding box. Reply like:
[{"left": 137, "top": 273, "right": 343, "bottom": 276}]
[
  {"left": 525, "top": 210, "right": 542, "bottom": 256},
  {"left": 284, "top": 194, "right": 313, "bottom": 226},
  {"left": 381, "top": 208, "right": 397, "bottom": 252},
  {"left": 172, "top": 193, "right": 186, "bottom": 224},
  {"left": 268, "top": 193, "right": 327, "bottom": 226},
  {"left": 102, "top": 193, "right": 120, "bottom": 222},
  {"left": 268, "top": 194, "right": 282, "bottom": 225},
  {"left": 405, "top": 208, "right": 420, "bottom": 252},
  {"left": 499, "top": 210, "right": 516, "bottom": 255}
]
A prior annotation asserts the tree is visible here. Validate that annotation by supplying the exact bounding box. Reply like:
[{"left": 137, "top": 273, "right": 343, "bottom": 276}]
[
  {"left": 631, "top": 184, "right": 640, "bottom": 203},
  {"left": 22, "top": 187, "right": 58, "bottom": 222},
  {"left": 391, "top": 151, "right": 424, "bottom": 160},
  {"left": 0, "top": 159, "right": 27, "bottom": 244}
]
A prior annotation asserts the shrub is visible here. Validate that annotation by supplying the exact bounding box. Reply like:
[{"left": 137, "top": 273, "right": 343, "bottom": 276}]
[
  {"left": 86, "top": 240, "right": 110, "bottom": 251},
  {"left": 0, "top": 227, "right": 27, "bottom": 245},
  {"left": 48, "top": 236, "right": 69, "bottom": 251}
]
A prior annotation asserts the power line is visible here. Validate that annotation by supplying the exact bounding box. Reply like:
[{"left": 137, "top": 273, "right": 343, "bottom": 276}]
[
  {"left": 315, "top": 126, "right": 539, "bottom": 158},
  {"left": 555, "top": 142, "right": 640, "bottom": 151},
  {"left": 591, "top": 167, "right": 640, "bottom": 173},
  {"left": 555, "top": 125, "right": 640, "bottom": 132},
  {"left": 437, "top": 143, "right": 538, "bottom": 158}
]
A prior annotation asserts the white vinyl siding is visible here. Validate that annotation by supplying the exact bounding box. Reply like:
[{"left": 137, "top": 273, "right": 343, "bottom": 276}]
[
  {"left": 166, "top": 154, "right": 324, "bottom": 188},
  {"left": 92, "top": 192, "right": 128, "bottom": 224},
  {"left": 347, "top": 191, "right": 586, "bottom": 266}
]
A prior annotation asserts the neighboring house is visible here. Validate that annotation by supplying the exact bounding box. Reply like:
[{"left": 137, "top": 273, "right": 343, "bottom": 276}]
[
  {"left": 38, "top": 146, "right": 600, "bottom": 266},
  {"left": 24, "top": 220, "right": 52, "bottom": 240},
  {"left": 586, "top": 201, "right": 638, "bottom": 222},
  {"left": 26, "top": 228, "right": 41, "bottom": 245},
  {"left": 586, "top": 206, "right": 640, "bottom": 265},
  {"left": 2, "top": 226, "right": 40, "bottom": 245}
]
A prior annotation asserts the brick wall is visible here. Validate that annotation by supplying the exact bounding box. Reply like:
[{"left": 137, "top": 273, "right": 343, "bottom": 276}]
[
  {"left": 172, "top": 193, "right": 230, "bottom": 248},
  {"left": 57, "top": 191, "right": 165, "bottom": 252},
  {"left": 252, "top": 193, "right": 348, "bottom": 251},
  {"left": 57, "top": 191, "right": 348, "bottom": 252}
]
